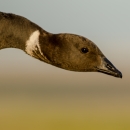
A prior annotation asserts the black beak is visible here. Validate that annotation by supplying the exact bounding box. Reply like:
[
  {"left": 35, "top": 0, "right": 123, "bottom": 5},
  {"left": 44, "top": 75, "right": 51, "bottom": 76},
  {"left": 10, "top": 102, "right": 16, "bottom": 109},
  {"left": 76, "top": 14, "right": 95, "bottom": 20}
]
[{"left": 96, "top": 57, "right": 122, "bottom": 78}]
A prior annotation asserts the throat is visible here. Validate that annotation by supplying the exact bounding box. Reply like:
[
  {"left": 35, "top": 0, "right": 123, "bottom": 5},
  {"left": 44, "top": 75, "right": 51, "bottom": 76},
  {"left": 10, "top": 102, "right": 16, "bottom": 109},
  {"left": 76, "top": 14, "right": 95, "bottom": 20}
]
[
  {"left": 0, "top": 28, "right": 50, "bottom": 63},
  {"left": 25, "top": 30, "right": 50, "bottom": 63}
]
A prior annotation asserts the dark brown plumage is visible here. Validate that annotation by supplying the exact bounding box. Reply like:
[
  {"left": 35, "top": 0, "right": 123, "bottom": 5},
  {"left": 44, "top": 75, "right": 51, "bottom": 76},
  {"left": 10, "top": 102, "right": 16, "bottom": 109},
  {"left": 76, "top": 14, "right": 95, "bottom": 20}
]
[{"left": 0, "top": 12, "right": 122, "bottom": 78}]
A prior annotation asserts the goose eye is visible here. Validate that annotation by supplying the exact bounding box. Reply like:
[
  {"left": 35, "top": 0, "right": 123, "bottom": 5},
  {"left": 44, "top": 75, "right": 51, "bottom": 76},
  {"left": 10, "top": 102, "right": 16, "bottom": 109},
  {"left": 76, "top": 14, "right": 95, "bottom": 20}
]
[{"left": 81, "top": 48, "right": 89, "bottom": 53}]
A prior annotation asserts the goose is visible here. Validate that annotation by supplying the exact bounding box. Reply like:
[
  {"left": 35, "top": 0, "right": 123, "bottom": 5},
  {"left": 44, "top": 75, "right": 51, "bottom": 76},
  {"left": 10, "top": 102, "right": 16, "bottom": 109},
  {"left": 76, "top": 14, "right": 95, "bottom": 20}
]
[{"left": 0, "top": 12, "right": 122, "bottom": 78}]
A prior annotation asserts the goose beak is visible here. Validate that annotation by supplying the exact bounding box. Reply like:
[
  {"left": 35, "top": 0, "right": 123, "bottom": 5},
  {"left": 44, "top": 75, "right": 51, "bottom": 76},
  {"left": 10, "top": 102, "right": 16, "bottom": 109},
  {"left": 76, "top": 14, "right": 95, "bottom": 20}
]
[{"left": 96, "top": 57, "right": 122, "bottom": 78}]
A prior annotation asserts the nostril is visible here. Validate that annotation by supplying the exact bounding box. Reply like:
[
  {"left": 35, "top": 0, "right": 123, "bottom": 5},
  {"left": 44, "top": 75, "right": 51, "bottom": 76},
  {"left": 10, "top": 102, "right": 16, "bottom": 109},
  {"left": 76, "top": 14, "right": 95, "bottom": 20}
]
[{"left": 106, "top": 63, "right": 113, "bottom": 69}]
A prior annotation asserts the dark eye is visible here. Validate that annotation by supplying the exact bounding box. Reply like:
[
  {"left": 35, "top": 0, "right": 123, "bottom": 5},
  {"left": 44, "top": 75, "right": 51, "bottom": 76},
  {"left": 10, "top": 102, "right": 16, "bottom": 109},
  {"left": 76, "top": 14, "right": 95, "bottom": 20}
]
[{"left": 81, "top": 48, "right": 89, "bottom": 53}]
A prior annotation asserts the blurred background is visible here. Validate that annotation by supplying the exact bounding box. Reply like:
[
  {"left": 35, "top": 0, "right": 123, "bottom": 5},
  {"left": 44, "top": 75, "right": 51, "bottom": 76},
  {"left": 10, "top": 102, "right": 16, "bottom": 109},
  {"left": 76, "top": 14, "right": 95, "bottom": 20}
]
[{"left": 0, "top": 0, "right": 130, "bottom": 130}]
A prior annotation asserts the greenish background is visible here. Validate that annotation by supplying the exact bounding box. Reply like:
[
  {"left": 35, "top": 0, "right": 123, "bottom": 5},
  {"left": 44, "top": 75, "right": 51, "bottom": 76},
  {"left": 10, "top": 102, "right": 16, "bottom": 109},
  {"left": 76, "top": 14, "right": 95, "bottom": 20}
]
[{"left": 0, "top": 0, "right": 130, "bottom": 130}]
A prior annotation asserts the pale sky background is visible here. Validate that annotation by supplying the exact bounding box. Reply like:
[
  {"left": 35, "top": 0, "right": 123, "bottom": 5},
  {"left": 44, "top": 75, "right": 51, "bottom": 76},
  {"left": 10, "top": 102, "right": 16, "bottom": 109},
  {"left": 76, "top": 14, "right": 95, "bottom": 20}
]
[{"left": 0, "top": 1, "right": 130, "bottom": 129}]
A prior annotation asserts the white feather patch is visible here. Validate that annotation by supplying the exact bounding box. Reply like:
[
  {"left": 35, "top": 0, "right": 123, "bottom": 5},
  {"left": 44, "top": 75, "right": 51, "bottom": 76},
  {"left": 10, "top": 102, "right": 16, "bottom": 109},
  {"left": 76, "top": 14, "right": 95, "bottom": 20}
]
[{"left": 25, "top": 30, "right": 43, "bottom": 56}]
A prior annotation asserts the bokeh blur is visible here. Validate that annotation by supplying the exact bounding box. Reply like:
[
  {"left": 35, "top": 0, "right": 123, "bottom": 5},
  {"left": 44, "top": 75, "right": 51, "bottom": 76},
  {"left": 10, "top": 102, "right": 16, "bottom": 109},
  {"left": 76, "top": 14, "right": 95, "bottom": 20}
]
[{"left": 0, "top": 0, "right": 130, "bottom": 130}]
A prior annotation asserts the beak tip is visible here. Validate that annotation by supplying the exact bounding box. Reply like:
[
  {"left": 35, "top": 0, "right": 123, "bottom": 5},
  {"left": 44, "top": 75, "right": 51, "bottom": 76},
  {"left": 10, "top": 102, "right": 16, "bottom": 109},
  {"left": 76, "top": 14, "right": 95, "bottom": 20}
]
[{"left": 118, "top": 71, "right": 122, "bottom": 78}]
